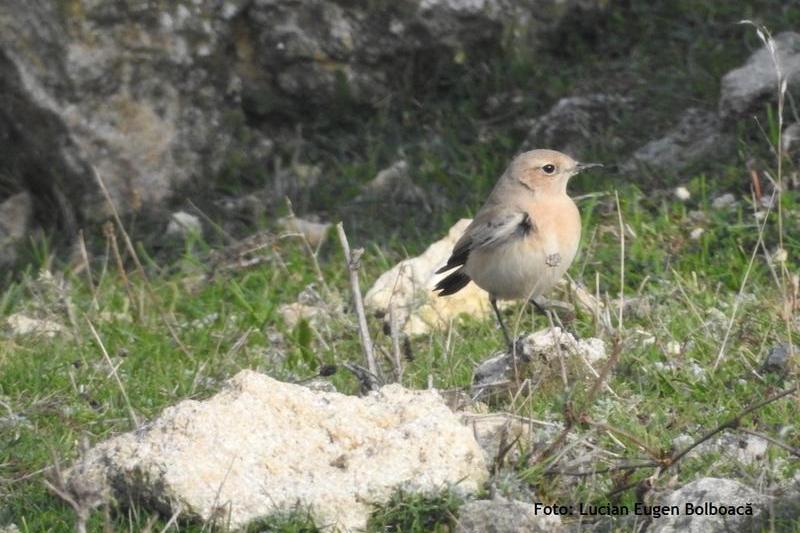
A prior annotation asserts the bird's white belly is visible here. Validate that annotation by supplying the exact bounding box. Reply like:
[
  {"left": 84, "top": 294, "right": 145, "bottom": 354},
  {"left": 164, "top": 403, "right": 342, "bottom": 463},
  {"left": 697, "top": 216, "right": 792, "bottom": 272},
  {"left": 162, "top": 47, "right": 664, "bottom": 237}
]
[{"left": 465, "top": 235, "right": 576, "bottom": 301}]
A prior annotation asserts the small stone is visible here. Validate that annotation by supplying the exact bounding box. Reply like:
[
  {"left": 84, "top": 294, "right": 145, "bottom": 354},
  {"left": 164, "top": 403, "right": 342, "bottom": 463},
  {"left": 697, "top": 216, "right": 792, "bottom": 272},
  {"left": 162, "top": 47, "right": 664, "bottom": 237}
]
[
  {"left": 5, "top": 313, "right": 64, "bottom": 338},
  {"left": 471, "top": 328, "right": 605, "bottom": 399},
  {"left": 760, "top": 344, "right": 796, "bottom": 376},
  {"left": 674, "top": 186, "right": 691, "bottom": 201},
  {"left": 456, "top": 496, "right": 562, "bottom": 533},
  {"left": 278, "top": 302, "right": 327, "bottom": 329},
  {"left": 711, "top": 193, "right": 736, "bottom": 209},
  {"left": 665, "top": 340, "right": 682, "bottom": 356},
  {"left": 354, "top": 160, "right": 429, "bottom": 210},
  {"left": 462, "top": 414, "right": 531, "bottom": 465},
  {"left": 277, "top": 216, "right": 331, "bottom": 248},
  {"left": 782, "top": 123, "right": 800, "bottom": 157},
  {"left": 166, "top": 211, "right": 202, "bottom": 237},
  {"left": 772, "top": 247, "right": 788, "bottom": 264},
  {"left": 651, "top": 478, "right": 768, "bottom": 532},
  {"left": 672, "top": 434, "right": 694, "bottom": 450},
  {"left": 690, "top": 227, "right": 704, "bottom": 240}
]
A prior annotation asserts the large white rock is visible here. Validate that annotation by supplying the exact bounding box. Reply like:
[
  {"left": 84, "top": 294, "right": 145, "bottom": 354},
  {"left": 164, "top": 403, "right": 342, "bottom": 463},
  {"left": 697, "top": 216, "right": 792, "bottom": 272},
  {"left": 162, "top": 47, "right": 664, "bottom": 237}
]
[
  {"left": 69, "top": 370, "right": 488, "bottom": 531},
  {"left": 365, "top": 218, "right": 491, "bottom": 336}
]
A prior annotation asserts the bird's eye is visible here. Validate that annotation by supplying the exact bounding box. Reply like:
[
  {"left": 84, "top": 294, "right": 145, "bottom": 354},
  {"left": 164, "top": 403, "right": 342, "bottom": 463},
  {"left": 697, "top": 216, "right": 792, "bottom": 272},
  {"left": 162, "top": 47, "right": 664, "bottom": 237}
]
[{"left": 542, "top": 164, "right": 556, "bottom": 175}]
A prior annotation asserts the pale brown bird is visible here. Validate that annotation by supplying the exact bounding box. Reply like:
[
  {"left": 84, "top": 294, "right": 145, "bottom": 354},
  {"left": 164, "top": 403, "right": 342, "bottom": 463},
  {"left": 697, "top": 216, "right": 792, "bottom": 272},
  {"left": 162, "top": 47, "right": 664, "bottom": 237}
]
[{"left": 434, "top": 149, "right": 600, "bottom": 347}]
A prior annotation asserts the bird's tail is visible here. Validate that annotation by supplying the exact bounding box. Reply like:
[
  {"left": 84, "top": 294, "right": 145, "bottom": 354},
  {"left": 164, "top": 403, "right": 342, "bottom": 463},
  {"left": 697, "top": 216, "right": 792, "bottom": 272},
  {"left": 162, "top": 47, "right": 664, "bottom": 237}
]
[{"left": 433, "top": 269, "right": 471, "bottom": 296}]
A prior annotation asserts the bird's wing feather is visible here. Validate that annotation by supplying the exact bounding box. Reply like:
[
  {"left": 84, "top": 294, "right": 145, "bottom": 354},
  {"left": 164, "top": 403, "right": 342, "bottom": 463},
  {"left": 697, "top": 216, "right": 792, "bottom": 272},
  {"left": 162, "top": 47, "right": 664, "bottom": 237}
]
[{"left": 436, "top": 207, "right": 534, "bottom": 273}]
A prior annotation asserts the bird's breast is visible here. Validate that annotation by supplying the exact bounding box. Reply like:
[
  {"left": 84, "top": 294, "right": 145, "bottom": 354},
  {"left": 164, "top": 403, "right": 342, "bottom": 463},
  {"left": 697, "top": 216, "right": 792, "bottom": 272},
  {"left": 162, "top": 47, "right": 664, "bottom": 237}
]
[{"left": 466, "top": 196, "right": 581, "bottom": 301}]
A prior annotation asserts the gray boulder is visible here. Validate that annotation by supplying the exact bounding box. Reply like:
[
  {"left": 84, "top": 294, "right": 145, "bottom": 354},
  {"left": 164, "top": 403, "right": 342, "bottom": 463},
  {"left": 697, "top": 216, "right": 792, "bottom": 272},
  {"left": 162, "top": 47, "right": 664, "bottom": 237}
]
[
  {"left": 456, "top": 497, "right": 563, "bottom": 532},
  {"left": 0, "top": 0, "right": 604, "bottom": 238},
  {"left": 621, "top": 108, "right": 732, "bottom": 177},
  {"left": 720, "top": 31, "right": 800, "bottom": 119},
  {"left": 522, "top": 94, "right": 632, "bottom": 160},
  {"left": 0, "top": 192, "right": 33, "bottom": 266},
  {"left": 0, "top": 1, "right": 261, "bottom": 224},
  {"left": 650, "top": 478, "right": 769, "bottom": 533}
]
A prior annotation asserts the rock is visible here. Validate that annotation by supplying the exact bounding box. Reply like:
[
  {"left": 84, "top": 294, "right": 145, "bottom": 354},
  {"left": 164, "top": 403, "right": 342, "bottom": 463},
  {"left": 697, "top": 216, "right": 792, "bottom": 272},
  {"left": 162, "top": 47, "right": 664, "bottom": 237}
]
[
  {"left": 243, "top": 1, "right": 604, "bottom": 112},
  {"left": 771, "top": 478, "right": 800, "bottom": 528},
  {"left": 0, "top": 191, "right": 33, "bottom": 266},
  {"left": 279, "top": 302, "right": 327, "bottom": 329},
  {"left": 782, "top": 122, "right": 800, "bottom": 161},
  {"left": 689, "top": 227, "right": 704, "bottom": 240},
  {"left": 456, "top": 496, "right": 562, "bottom": 533},
  {"left": 650, "top": 478, "right": 768, "bottom": 533},
  {"left": 353, "top": 160, "right": 429, "bottom": 210},
  {"left": 4, "top": 313, "right": 63, "bottom": 338},
  {"left": 463, "top": 414, "right": 532, "bottom": 466},
  {"left": 711, "top": 193, "right": 736, "bottom": 209},
  {"left": 0, "top": 1, "right": 262, "bottom": 225},
  {"left": 279, "top": 284, "right": 334, "bottom": 329},
  {"left": 365, "top": 218, "right": 491, "bottom": 336},
  {"left": 277, "top": 216, "right": 332, "bottom": 248},
  {"left": 621, "top": 108, "right": 731, "bottom": 176},
  {"left": 165, "top": 211, "right": 202, "bottom": 238},
  {"left": 673, "top": 432, "right": 770, "bottom": 467},
  {"left": 522, "top": 94, "right": 631, "bottom": 159},
  {"left": 720, "top": 32, "right": 800, "bottom": 119},
  {"left": 0, "top": 0, "right": 607, "bottom": 236},
  {"left": 68, "top": 370, "right": 488, "bottom": 531},
  {"left": 674, "top": 186, "right": 691, "bottom": 201},
  {"left": 760, "top": 343, "right": 795, "bottom": 376},
  {"left": 471, "top": 327, "right": 605, "bottom": 399}
]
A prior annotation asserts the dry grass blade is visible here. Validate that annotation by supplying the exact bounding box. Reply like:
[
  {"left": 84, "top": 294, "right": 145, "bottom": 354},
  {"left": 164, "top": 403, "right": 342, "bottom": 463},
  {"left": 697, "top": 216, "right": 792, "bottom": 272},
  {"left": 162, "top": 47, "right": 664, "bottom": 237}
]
[{"left": 86, "top": 317, "right": 140, "bottom": 428}]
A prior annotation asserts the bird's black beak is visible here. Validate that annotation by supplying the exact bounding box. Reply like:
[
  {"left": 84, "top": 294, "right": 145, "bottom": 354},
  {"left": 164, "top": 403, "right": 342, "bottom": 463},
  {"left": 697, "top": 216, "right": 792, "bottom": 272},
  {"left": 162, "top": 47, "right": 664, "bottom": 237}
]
[{"left": 574, "top": 162, "right": 603, "bottom": 173}]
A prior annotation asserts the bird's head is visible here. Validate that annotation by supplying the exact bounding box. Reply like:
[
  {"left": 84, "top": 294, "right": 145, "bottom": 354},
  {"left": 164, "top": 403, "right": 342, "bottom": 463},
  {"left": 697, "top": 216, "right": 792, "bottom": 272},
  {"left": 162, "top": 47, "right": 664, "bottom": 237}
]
[{"left": 510, "top": 149, "right": 601, "bottom": 195}]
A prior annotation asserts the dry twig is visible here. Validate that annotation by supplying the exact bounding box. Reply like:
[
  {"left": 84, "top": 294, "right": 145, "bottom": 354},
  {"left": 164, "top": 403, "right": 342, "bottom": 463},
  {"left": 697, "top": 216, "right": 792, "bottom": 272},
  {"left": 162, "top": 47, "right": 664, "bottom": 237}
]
[{"left": 336, "top": 223, "right": 379, "bottom": 381}]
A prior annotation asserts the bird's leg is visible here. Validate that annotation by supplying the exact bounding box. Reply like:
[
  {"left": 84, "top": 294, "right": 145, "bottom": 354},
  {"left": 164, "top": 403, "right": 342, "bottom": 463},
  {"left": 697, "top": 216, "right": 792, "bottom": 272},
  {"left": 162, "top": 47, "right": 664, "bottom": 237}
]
[
  {"left": 491, "top": 296, "right": 524, "bottom": 354},
  {"left": 529, "top": 298, "right": 581, "bottom": 340}
]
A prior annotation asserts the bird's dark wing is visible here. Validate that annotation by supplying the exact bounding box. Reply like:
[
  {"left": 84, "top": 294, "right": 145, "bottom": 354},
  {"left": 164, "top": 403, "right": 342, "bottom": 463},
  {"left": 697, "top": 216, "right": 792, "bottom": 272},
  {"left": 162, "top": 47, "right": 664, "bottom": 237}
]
[{"left": 435, "top": 208, "right": 534, "bottom": 274}]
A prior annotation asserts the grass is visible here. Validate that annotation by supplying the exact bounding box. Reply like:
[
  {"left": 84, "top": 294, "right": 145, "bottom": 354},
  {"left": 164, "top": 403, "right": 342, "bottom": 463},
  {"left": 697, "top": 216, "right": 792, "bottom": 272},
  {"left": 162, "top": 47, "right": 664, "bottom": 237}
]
[
  {"left": 1, "top": 170, "right": 797, "bottom": 530},
  {"left": 2, "top": 2, "right": 800, "bottom": 531}
]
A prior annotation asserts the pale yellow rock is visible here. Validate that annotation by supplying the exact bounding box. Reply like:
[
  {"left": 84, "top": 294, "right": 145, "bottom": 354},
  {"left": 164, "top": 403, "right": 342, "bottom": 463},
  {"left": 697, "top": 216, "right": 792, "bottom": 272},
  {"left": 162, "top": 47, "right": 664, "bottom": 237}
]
[
  {"left": 69, "top": 370, "right": 488, "bottom": 531},
  {"left": 277, "top": 216, "right": 331, "bottom": 248},
  {"left": 278, "top": 301, "right": 326, "bottom": 328},
  {"left": 365, "top": 219, "right": 490, "bottom": 335},
  {"left": 5, "top": 313, "right": 64, "bottom": 338}
]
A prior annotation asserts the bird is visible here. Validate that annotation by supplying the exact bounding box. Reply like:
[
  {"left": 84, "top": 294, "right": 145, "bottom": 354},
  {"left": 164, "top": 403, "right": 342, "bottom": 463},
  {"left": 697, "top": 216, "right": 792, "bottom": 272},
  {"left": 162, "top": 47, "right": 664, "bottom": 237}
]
[{"left": 433, "top": 149, "right": 600, "bottom": 348}]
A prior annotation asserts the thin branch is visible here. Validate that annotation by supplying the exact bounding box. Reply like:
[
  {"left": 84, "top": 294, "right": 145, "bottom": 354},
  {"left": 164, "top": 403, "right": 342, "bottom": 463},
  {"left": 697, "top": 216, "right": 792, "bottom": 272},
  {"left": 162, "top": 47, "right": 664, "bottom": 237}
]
[
  {"left": 389, "top": 302, "right": 404, "bottom": 384},
  {"left": 614, "top": 190, "right": 625, "bottom": 332},
  {"left": 667, "top": 385, "right": 798, "bottom": 467},
  {"left": 336, "top": 223, "right": 378, "bottom": 380},
  {"left": 546, "top": 461, "right": 657, "bottom": 477},
  {"left": 738, "top": 427, "right": 800, "bottom": 458}
]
